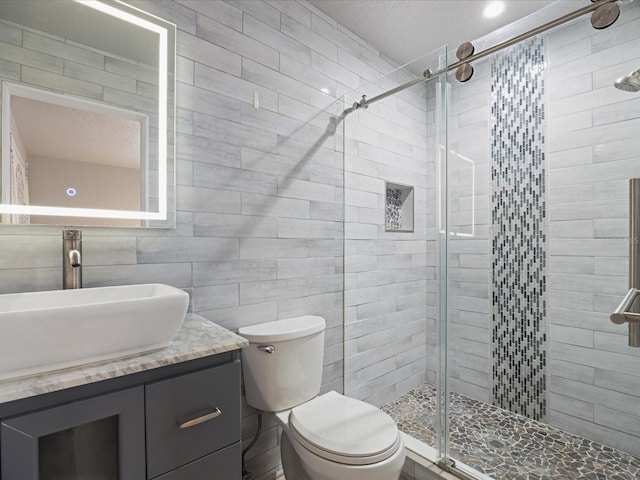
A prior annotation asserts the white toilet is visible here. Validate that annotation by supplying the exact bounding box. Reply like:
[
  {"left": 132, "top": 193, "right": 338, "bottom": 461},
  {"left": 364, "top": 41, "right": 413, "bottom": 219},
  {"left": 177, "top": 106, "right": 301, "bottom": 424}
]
[{"left": 238, "top": 315, "right": 405, "bottom": 480}]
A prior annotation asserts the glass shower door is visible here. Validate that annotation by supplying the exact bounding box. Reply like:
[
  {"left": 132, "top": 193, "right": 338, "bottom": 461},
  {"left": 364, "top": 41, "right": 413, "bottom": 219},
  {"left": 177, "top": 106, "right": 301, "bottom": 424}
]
[
  {"left": 341, "top": 44, "right": 449, "bottom": 465},
  {"left": 442, "top": 1, "right": 640, "bottom": 478}
]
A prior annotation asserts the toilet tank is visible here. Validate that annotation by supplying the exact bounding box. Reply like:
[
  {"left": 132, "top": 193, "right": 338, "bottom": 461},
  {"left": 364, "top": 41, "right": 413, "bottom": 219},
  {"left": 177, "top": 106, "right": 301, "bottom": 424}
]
[{"left": 239, "top": 316, "right": 325, "bottom": 412}]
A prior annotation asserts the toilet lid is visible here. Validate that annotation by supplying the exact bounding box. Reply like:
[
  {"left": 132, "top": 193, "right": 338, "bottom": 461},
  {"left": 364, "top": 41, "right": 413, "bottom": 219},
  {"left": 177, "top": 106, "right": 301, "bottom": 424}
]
[{"left": 289, "top": 391, "right": 400, "bottom": 464}]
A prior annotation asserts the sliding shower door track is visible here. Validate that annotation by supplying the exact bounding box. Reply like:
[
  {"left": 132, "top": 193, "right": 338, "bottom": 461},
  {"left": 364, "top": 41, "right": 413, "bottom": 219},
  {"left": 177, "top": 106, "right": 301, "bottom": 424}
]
[{"left": 344, "top": 0, "right": 619, "bottom": 114}]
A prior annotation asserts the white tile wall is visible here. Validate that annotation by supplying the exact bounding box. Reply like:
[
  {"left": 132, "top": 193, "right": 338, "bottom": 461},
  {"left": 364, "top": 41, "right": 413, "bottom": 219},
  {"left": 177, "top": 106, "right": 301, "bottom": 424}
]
[
  {"left": 0, "top": 0, "right": 429, "bottom": 476},
  {"left": 546, "top": 5, "right": 640, "bottom": 456},
  {"left": 342, "top": 56, "right": 435, "bottom": 406}
]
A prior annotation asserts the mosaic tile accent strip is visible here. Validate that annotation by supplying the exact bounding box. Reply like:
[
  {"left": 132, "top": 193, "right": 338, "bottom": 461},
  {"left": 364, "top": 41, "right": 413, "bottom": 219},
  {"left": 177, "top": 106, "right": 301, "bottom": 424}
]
[
  {"left": 490, "top": 38, "right": 547, "bottom": 421},
  {"left": 382, "top": 383, "right": 640, "bottom": 480},
  {"left": 386, "top": 186, "right": 403, "bottom": 230}
]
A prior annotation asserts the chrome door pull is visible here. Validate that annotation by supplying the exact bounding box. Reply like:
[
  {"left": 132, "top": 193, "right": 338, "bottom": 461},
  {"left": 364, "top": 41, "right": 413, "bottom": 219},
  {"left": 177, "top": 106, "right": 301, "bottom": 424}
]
[
  {"left": 257, "top": 345, "right": 275, "bottom": 353},
  {"left": 178, "top": 407, "right": 222, "bottom": 429},
  {"left": 612, "top": 179, "right": 640, "bottom": 347},
  {"left": 610, "top": 288, "right": 640, "bottom": 324}
]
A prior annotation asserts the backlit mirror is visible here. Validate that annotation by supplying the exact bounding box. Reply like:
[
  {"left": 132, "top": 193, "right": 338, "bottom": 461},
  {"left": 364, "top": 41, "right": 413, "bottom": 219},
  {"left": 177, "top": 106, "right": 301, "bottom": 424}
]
[{"left": 0, "top": 0, "right": 176, "bottom": 228}]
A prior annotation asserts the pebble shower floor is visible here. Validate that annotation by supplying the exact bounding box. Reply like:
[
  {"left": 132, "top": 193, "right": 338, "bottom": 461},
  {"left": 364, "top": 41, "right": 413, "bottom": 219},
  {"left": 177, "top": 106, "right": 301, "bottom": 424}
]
[{"left": 382, "top": 383, "right": 640, "bottom": 479}]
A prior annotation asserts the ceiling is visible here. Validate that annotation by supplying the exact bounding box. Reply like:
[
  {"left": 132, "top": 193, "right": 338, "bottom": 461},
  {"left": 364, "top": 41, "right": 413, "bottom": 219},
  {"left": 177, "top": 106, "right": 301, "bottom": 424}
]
[{"left": 309, "top": 0, "right": 562, "bottom": 69}]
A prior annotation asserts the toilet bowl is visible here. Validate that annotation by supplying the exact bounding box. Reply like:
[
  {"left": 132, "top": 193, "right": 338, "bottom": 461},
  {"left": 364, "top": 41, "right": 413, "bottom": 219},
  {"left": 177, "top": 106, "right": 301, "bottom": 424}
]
[
  {"left": 275, "top": 391, "right": 405, "bottom": 480},
  {"left": 238, "top": 316, "right": 405, "bottom": 480}
]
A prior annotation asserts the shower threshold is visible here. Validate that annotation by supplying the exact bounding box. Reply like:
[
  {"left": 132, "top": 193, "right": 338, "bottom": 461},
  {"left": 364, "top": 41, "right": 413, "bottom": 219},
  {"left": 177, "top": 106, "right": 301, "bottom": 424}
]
[{"left": 382, "top": 383, "right": 640, "bottom": 480}]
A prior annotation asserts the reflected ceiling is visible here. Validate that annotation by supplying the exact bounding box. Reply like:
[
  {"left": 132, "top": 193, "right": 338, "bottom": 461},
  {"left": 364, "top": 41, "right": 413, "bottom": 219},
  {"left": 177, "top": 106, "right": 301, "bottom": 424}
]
[{"left": 11, "top": 97, "right": 141, "bottom": 169}]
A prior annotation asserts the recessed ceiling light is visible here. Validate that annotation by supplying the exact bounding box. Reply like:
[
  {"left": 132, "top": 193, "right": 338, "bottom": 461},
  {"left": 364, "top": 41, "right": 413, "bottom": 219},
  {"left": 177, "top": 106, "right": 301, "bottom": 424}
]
[
  {"left": 66, "top": 187, "right": 77, "bottom": 197},
  {"left": 483, "top": 1, "right": 505, "bottom": 18},
  {"left": 320, "top": 87, "right": 331, "bottom": 95}
]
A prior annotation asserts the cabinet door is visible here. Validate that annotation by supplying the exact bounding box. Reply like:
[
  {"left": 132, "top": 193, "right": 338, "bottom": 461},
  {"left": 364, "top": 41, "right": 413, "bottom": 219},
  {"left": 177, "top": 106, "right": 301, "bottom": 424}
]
[
  {"left": 1, "top": 386, "right": 145, "bottom": 480},
  {"left": 153, "top": 442, "right": 241, "bottom": 480},
  {"left": 145, "top": 361, "right": 241, "bottom": 478}
]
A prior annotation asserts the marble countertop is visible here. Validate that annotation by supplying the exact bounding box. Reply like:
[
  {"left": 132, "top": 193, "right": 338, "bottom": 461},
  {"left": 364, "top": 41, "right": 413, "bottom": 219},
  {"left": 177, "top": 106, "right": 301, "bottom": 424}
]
[{"left": 0, "top": 313, "right": 248, "bottom": 405}]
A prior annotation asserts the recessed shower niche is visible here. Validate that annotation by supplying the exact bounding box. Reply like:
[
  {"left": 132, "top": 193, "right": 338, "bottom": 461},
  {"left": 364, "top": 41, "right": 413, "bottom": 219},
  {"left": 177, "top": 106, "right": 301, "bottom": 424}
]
[{"left": 385, "top": 182, "right": 414, "bottom": 232}]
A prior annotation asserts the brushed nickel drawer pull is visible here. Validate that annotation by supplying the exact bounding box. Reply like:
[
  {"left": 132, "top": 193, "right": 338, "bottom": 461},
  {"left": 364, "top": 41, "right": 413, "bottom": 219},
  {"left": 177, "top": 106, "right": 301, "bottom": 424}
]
[{"left": 178, "top": 407, "right": 222, "bottom": 429}]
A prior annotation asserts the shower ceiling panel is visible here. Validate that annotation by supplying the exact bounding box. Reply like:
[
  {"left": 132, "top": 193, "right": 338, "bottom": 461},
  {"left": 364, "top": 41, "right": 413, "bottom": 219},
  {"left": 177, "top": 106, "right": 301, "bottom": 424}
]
[{"left": 309, "top": 0, "right": 556, "bottom": 72}]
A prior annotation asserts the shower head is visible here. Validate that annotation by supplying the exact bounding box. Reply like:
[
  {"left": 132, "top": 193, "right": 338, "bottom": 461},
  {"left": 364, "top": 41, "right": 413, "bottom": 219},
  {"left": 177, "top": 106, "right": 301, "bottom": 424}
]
[{"left": 614, "top": 69, "right": 640, "bottom": 92}]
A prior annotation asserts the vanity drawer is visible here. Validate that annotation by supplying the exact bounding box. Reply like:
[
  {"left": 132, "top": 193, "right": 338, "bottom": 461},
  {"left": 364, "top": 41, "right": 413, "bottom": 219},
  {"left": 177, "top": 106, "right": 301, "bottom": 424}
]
[
  {"left": 145, "top": 361, "right": 241, "bottom": 478},
  {"left": 153, "top": 442, "right": 241, "bottom": 480}
]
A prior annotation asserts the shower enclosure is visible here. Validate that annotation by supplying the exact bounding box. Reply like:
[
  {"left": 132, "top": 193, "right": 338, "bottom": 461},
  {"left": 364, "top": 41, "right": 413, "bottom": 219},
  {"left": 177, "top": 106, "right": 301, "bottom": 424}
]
[{"left": 342, "top": 0, "right": 640, "bottom": 478}]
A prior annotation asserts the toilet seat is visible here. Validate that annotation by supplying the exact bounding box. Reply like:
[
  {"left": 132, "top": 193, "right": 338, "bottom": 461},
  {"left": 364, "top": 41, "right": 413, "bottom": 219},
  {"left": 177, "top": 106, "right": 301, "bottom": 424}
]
[{"left": 288, "top": 391, "right": 401, "bottom": 466}]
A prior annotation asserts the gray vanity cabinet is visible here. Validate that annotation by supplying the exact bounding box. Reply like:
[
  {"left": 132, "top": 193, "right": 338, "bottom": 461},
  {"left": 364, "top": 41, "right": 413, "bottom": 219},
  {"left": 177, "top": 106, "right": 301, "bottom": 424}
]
[
  {"left": 146, "top": 361, "right": 241, "bottom": 479},
  {"left": 0, "top": 355, "right": 242, "bottom": 480},
  {"left": 153, "top": 443, "right": 242, "bottom": 480},
  {"left": 1, "top": 386, "right": 145, "bottom": 479}
]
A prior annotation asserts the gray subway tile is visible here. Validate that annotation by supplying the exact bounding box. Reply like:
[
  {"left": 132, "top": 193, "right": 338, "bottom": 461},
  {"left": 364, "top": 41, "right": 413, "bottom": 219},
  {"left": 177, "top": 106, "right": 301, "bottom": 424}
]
[
  {"left": 0, "top": 40, "right": 63, "bottom": 73},
  {"left": 277, "top": 218, "right": 342, "bottom": 239},
  {"left": 177, "top": 82, "right": 242, "bottom": 122},
  {"left": 177, "top": 31, "right": 241, "bottom": 76},
  {"left": 137, "top": 237, "right": 240, "bottom": 262},
  {"left": 64, "top": 60, "right": 137, "bottom": 93},
  {"left": 193, "top": 259, "right": 276, "bottom": 286},
  {"left": 277, "top": 257, "right": 336, "bottom": 279},
  {"left": 193, "top": 112, "right": 278, "bottom": 153},
  {"left": 22, "top": 65, "right": 102, "bottom": 99},
  {"left": 240, "top": 278, "right": 308, "bottom": 305},
  {"left": 176, "top": 185, "right": 242, "bottom": 214},
  {"left": 179, "top": 0, "right": 242, "bottom": 31},
  {"left": 176, "top": 132, "right": 242, "bottom": 168},
  {"left": 193, "top": 213, "right": 278, "bottom": 238},
  {"left": 199, "top": 301, "right": 278, "bottom": 331},
  {"left": 240, "top": 238, "right": 309, "bottom": 259},
  {"left": 242, "top": 58, "right": 310, "bottom": 104},
  {"left": 243, "top": 12, "right": 311, "bottom": 66},
  {"left": 23, "top": 31, "right": 104, "bottom": 69},
  {"left": 194, "top": 284, "right": 239, "bottom": 310},
  {"left": 241, "top": 192, "right": 310, "bottom": 219},
  {"left": 196, "top": 13, "right": 279, "bottom": 70},
  {"left": 0, "top": 20, "right": 22, "bottom": 45},
  {"left": 83, "top": 263, "right": 192, "bottom": 288}
]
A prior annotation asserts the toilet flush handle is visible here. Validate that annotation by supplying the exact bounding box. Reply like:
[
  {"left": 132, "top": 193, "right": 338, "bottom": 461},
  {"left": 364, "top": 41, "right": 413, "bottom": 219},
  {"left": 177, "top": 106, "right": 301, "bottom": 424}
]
[{"left": 257, "top": 345, "right": 276, "bottom": 354}]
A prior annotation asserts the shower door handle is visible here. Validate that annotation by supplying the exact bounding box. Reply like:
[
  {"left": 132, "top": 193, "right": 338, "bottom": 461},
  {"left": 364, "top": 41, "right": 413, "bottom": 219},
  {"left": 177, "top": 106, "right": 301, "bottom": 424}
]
[
  {"left": 610, "top": 288, "right": 640, "bottom": 324},
  {"left": 619, "top": 179, "right": 640, "bottom": 346}
]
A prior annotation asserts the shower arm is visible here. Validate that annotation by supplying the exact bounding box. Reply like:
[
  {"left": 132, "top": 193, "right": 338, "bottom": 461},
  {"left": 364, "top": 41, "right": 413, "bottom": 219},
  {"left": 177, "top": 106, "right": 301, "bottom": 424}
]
[{"left": 345, "top": 0, "right": 618, "bottom": 113}]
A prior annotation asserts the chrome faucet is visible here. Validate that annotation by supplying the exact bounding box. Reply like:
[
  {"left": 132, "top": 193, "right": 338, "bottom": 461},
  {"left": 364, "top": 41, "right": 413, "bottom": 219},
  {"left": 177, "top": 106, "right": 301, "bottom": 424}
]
[{"left": 62, "top": 230, "right": 82, "bottom": 289}]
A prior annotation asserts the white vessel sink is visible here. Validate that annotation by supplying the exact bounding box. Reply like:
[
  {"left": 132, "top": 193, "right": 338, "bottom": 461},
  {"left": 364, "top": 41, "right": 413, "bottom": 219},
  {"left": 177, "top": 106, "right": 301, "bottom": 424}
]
[{"left": 0, "top": 284, "right": 189, "bottom": 381}]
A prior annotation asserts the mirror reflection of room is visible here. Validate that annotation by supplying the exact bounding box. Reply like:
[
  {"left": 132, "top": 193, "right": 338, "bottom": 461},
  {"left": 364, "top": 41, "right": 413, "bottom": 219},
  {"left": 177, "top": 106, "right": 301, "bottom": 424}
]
[{"left": 7, "top": 89, "right": 145, "bottom": 227}]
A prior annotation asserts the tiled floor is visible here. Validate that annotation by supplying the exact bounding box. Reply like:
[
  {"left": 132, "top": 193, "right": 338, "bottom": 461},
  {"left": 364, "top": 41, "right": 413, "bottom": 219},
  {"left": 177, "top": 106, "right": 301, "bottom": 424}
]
[{"left": 382, "top": 383, "right": 640, "bottom": 480}]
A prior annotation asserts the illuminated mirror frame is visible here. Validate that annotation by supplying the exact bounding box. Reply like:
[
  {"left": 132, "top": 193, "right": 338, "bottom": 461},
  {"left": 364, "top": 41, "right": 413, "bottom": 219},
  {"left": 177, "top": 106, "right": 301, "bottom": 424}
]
[{"left": 0, "top": 0, "right": 173, "bottom": 224}]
